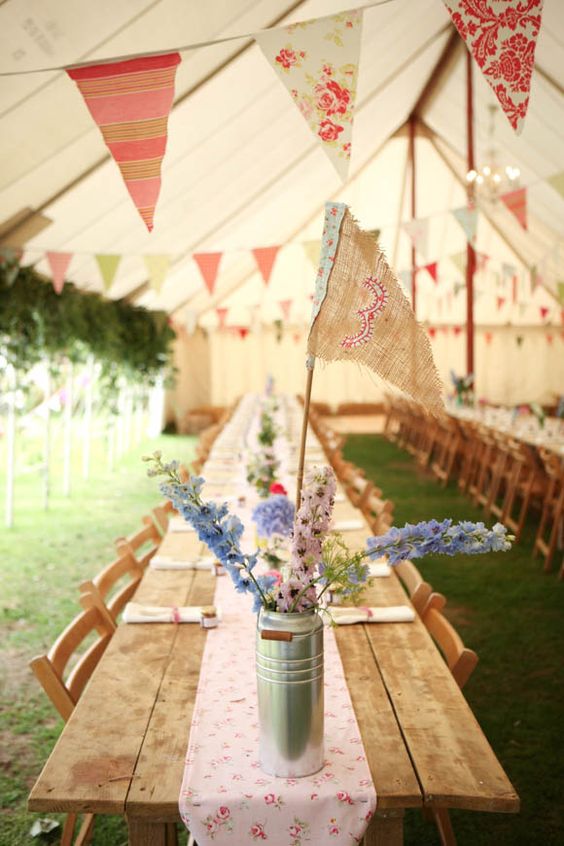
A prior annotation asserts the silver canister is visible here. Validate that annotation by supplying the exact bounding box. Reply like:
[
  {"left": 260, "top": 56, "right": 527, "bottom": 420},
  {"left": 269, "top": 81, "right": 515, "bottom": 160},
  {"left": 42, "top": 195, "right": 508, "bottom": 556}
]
[{"left": 256, "top": 608, "right": 324, "bottom": 777}]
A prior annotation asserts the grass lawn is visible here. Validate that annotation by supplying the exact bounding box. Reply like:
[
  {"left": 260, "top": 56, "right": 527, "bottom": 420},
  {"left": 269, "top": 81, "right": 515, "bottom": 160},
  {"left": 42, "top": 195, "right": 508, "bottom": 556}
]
[
  {"left": 0, "top": 426, "right": 195, "bottom": 845},
  {"left": 344, "top": 434, "right": 564, "bottom": 846}
]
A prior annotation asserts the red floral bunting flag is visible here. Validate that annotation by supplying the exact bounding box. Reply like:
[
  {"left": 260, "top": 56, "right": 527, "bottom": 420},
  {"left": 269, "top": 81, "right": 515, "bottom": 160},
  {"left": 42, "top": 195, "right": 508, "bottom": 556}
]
[
  {"left": 194, "top": 253, "right": 222, "bottom": 295},
  {"left": 255, "top": 11, "right": 363, "bottom": 181},
  {"left": 500, "top": 187, "right": 528, "bottom": 229},
  {"left": 279, "top": 299, "right": 292, "bottom": 321},
  {"left": 424, "top": 262, "right": 438, "bottom": 283},
  {"left": 253, "top": 247, "right": 280, "bottom": 286},
  {"left": 496, "top": 296, "right": 506, "bottom": 310},
  {"left": 216, "top": 307, "right": 228, "bottom": 329},
  {"left": 46, "top": 251, "right": 72, "bottom": 294},
  {"left": 67, "top": 53, "right": 181, "bottom": 231},
  {"left": 442, "top": 0, "right": 544, "bottom": 134},
  {"left": 539, "top": 306, "right": 549, "bottom": 321}
]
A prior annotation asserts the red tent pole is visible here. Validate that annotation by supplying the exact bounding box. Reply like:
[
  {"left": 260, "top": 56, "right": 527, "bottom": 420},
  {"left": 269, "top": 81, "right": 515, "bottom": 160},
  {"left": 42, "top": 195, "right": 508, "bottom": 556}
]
[
  {"left": 466, "top": 52, "right": 476, "bottom": 376},
  {"left": 409, "top": 115, "right": 417, "bottom": 315}
]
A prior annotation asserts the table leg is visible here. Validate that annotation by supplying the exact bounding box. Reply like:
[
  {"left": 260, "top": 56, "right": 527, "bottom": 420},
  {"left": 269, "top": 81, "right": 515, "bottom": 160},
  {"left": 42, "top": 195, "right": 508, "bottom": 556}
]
[
  {"left": 127, "top": 817, "right": 169, "bottom": 845},
  {"left": 364, "top": 808, "right": 405, "bottom": 846}
]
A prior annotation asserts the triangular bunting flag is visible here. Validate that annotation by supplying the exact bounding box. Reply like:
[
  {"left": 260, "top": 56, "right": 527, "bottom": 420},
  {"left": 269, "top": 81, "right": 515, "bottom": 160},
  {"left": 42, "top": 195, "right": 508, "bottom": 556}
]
[
  {"left": 293, "top": 331, "right": 302, "bottom": 344},
  {"left": 557, "top": 282, "right": 564, "bottom": 306},
  {"left": 496, "top": 296, "right": 506, "bottom": 310},
  {"left": 453, "top": 326, "right": 463, "bottom": 336},
  {"left": 237, "top": 326, "right": 249, "bottom": 340},
  {"left": 255, "top": 10, "right": 363, "bottom": 181},
  {"left": 253, "top": 247, "right": 280, "bottom": 286},
  {"left": 279, "top": 299, "right": 292, "bottom": 321},
  {"left": 484, "top": 331, "right": 493, "bottom": 345},
  {"left": 216, "top": 307, "right": 228, "bottom": 329},
  {"left": 547, "top": 171, "right": 564, "bottom": 199},
  {"left": 428, "top": 327, "right": 437, "bottom": 339},
  {"left": 398, "top": 269, "right": 413, "bottom": 297},
  {"left": 402, "top": 219, "right": 429, "bottom": 260},
  {"left": 67, "top": 53, "right": 181, "bottom": 231},
  {"left": 303, "top": 240, "right": 321, "bottom": 268},
  {"left": 95, "top": 254, "right": 121, "bottom": 292},
  {"left": 424, "top": 262, "right": 438, "bottom": 283},
  {"left": 500, "top": 187, "right": 527, "bottom": 229},
  {"left": 308, "top": 203, "right": 443, "bottom": 412},
  {"left": 516, "top": 335, "right": 524, "bottom": 347},
  {"left": 450, "top": 251, "right": 466, "bottom": 276},
  {"left": 453, "top": 281, "right": 466, "bottom": 296},
  {"left": 546, "top": 333, "right": 553, "bottom": 345},
  {"left": 442, "top": 0, "right": 544, "bottom": 134},
  {"left": 46, "top": 251, "right": 72, "bottom": 295},
  {"left": 539, "top": 306, "right": 549, "bottom": 321},
  {"left": 194, "top": 252, "right": 222, "bottom": 295},
  {"left": 144, "top": 255, "right": 170, "bottom": 293},
  {"left": 476, "top": 252, "right": 489, "bottom": 273},
  {"left": 452, "top": 206, "right": 478, "bottom": 244}
]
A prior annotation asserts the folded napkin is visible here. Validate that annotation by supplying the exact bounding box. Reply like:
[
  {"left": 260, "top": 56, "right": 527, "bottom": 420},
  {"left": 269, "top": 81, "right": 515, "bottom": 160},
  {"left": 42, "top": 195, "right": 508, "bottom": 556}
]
[
  {"left": 123, "top": 602, "right": 221, "bottom": 624},
  {"left": 169, "top": 517, "right": 196, "bottom": 533},
  {"left": 368, "top": 562, "right": 392, "bottom": 578},
  {"left": 332, "top": 519, "right": 365, "bottom": 532},
  {"left": 329, "top": 605, "right": 415, "bottom": 625},
  {"left": 150, "top": 555, "right": 215, "bottom": 571},
  {"left": 334, "top": 492, "right": 346, "bottom": 503}
]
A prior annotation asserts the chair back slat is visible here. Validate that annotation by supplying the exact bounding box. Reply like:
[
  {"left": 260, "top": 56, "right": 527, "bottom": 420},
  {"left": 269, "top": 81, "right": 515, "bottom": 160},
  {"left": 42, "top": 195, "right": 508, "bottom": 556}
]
[
  {"left": 422, "top": 593, "right": 478, "bottom": 690},
  {"left": 66, "top": 633, "right": 113, "bottom": 703}
]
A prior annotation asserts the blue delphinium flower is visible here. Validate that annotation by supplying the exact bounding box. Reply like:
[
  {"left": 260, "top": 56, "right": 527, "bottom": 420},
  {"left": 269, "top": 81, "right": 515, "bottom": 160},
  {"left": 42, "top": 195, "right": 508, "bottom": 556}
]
[
  {"left": 252, "top": 495, "right": 295, "bottom": 538},
  {"left": 366, "top": 519, "right": 512, "bottom": 565}
]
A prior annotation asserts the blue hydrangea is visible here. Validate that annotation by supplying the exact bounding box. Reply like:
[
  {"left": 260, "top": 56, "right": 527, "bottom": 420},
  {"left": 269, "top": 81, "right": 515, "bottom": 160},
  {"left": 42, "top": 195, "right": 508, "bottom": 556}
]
[
  {"left": 366, "top": 519, "right": 512, "bottom": 565},
  {"left": 252, "top": 495, "right": 295, "bottom": 538}
]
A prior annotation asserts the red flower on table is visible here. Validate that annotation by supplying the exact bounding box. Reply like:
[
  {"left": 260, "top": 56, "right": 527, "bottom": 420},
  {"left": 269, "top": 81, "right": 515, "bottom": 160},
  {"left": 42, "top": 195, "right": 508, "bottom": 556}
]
[
  {"left": 318, "top": 119, "right": 344, "bottom": 143},
  {"left": 337, "top": 789, "right": 354, "bottom": 804},
  {"left": 250, "top": 822, "right": 268, "bottom": 839},
  {"left": 269, "top": 482, "right": 287, "bottom": 495},
  {"left": 216, "top": 806, "right": 230, "bottom": 820},
  {"left": 314, "top": 80, "right": 350, "bottom": 116}
]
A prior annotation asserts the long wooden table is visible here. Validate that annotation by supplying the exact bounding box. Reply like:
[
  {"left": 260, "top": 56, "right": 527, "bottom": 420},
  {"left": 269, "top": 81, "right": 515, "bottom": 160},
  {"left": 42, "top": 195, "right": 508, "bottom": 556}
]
[{"left": 29, "top": 495, "right": 519, "bottom": 845}]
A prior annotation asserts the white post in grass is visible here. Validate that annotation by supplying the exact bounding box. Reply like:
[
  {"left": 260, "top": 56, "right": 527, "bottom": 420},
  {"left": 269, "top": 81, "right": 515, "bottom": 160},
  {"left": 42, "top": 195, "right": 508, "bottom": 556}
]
[
  {"left": 124, "top": 383, "right": 133, "bottom": 454},
  {"left": 147, "top": 373, "right": 165, "bottom": 438},
  {"left": 43, "top": 367, "right": 51, "bottom": 511},
  {"left": 134, "top": 388, "right": 143, "bottom": 445},
  {"left": 5, "top": 365, "right": 16, "bottom": 528},
  {"left": 82, "top": 356, "right": 94, "bottom": 480},
  {"left": 63, "top": 360, "right": 74, "bottom": 496}
]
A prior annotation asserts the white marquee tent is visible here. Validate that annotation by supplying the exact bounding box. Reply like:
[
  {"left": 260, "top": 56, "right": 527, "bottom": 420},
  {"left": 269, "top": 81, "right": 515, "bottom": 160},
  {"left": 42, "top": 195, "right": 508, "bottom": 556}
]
[{"left": 1, "top": 0, "right": 563, "bottom": 419}]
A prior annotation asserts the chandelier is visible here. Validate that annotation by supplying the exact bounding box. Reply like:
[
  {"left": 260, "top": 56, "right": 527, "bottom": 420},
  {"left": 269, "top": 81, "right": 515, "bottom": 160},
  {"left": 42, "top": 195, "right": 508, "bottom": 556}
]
[{"left": 465, "top": 105, "right": 520, "bottom": 200}]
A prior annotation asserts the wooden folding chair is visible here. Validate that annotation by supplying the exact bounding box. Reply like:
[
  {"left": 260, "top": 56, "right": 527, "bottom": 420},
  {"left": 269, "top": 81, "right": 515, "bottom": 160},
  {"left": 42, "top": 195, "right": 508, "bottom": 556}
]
[
  {"left": 534, "top": 450, "right": 564, "bottom": 572},
  {"left": 79, "top": 549, "right": 145, "bottom": 623},
  {"left": 430, "top": 417, "right": 462, "bottom": 487},
  {"left": 394, "top": 559, "right": 432, "bottom": 614},
  {"left": 115, "top": 518, "right": 161, "bottom": 569},
  {"left": 362, "top": 490, "right": 394, "bottom": 535},
  {"left": 29, "top": 606, "right": 116, "bottom": 845},
  {"left": 421, "top": 592, "right": 479, "bottom": 845}
]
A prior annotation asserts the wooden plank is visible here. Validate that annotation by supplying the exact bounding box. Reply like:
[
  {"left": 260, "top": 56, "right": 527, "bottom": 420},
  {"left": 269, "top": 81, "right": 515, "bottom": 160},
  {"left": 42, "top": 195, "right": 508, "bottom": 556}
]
[
  {"left": 127, "top": 570, "right": 216, "bottom": 819},
  {"left": 365, "top": 809, "right": 404, "bottom": 846},
  {"left": 335, "top": 625, "right": 421, "bottom": 810},
  {"left": 28, "top": 568, "right": 195, "bottom": 815},
  {"left": 155, "top": 531, "right": 206, "bottom": 561},
  {"left": 362, "top": 574, "right": 519, "bottom": 813}
]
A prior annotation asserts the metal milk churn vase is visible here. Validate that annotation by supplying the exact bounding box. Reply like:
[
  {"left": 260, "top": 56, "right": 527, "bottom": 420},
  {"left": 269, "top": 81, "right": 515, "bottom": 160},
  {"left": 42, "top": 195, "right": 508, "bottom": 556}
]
[{"left": 256, "top": 608, "right": 324, "bottom": 777}]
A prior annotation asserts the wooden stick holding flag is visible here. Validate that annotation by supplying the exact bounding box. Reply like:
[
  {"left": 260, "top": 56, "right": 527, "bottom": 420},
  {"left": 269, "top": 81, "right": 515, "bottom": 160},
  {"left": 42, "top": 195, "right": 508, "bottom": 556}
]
[{"left": 295, "top": 202, "right": 444, "bottom": 507}]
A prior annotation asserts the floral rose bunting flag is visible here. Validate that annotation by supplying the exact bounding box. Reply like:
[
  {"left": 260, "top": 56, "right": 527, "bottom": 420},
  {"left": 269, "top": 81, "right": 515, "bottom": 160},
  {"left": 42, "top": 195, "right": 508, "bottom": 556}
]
[
  {"left": 308, "top": 203, "right": 444, "bottom": 413},
  {"left": 67, "top": 53, "right": 181, "bottom": 231},
  {"left": 442, "top": 0, "right": 544, "bottom": 134},
  {"left": 255, "top": 10, "right": 363, "bottom": 181},
  {"left": 46, "top": 251, "right": 72, "bottom": 294}
]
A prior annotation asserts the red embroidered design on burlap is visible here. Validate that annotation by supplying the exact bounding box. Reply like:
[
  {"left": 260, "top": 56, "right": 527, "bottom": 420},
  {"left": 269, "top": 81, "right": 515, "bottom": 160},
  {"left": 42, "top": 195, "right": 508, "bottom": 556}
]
[{"left": 340, "top": 276, "right": 388, "bottom": 349}]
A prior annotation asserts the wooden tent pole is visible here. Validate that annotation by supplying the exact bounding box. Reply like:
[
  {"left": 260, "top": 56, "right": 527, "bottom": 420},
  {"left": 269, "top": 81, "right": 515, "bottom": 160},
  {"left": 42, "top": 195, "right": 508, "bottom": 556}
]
[
  {"left": 295, "top": 359, "right": 315, "bottom": 509},
  {"left": 466, "top": 51, "right": 476, "bottom": 377},
  {"left": 5, "top": 365, "right": 16, "bottom": 528},
  {"left": 409, "top": 115, "right": 417, "bottom": 314}
]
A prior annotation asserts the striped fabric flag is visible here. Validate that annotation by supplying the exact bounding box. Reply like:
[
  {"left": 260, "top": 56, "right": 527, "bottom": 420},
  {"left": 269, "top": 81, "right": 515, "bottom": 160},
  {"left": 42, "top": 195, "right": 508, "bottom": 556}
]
[
  {"left": 46, "top": 251, "right": 72, "bottom": 294},
  {"left": 308, "top": 203, "right": 443, "bottom": 412},
  {"left": 67, "top": 53, "right": 181, "bottom": 231}
]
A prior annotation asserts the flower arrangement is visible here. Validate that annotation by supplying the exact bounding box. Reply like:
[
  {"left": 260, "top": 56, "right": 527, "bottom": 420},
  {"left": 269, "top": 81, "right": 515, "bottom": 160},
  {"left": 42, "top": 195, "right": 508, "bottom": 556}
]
[
  {"left": 246, "top": 448, "right": 280, "bottom": 498},
  {"left": 257, "top": 409, "right": 278, "bottom": 447},
  {"left": 252, "top": 487, "right": 295, "bottom": 539},
  {"left": 145, "top": 454, "right": 513, "bottom": 616},
  {"left": 450, "top": 370, "right": 474, "bottom": 407}
]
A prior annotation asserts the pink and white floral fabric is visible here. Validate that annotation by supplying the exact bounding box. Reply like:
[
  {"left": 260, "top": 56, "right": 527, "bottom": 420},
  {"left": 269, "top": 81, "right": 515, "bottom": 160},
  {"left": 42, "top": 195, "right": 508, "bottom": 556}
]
[
  {"left": 443, "top": 0, "right": 544, "bottom": 134},
  {"left": 255, "top": 10, "right": 363, "bottom": 181},
  {"left": 179, "top": 573, "right": 376, "bottom": 845}
]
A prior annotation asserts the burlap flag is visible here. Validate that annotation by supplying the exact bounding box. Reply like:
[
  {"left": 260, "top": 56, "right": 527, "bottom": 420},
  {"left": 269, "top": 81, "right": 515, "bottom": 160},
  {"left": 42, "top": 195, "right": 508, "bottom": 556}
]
[
  {"left": 547, "top": 171, "right": 564, "bottom": 198},
  {"left": 402, "top": 218, "right": 429, "bottom": 260},
  {"left": 95, "top": 254, "right": 121, "bottom": 291},
  {"left": 442, "top": 0, "right": 544, "bottom": 134},
  {"left": 46, "top": 251, "right": 72, "bottom": 294},
  {"left": 144, "top": 255, "right": 170, "bottom": 293},
  {"left": 255, "top": 10, "right": 362, "bottom": 181},
  {"left": 452, "top": 206, "right": 478, "bottom": 244},
  {"left": 67, "top": 53, "right": 181, "bottom": 231},
  {"left": 194, "top": 253, "right": 222, "bottom": 295},
  {"left": 253, "top": 247, "right": 280, "bottom": 286},
  {"left": 308, "top": 203, "right": 443, "bottom": 412},
  {"left": 303, "top": 240, "right": 321, "bottom": 268},
  {"left": 501, "top": 187, "right": 527, "bottom": 229}
]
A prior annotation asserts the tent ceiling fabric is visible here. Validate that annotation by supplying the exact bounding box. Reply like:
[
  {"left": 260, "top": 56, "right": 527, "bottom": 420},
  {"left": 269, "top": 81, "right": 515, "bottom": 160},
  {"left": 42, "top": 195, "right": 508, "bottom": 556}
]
[{"left": 0, "top": 0, "right": 563, "bottom": 320}]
